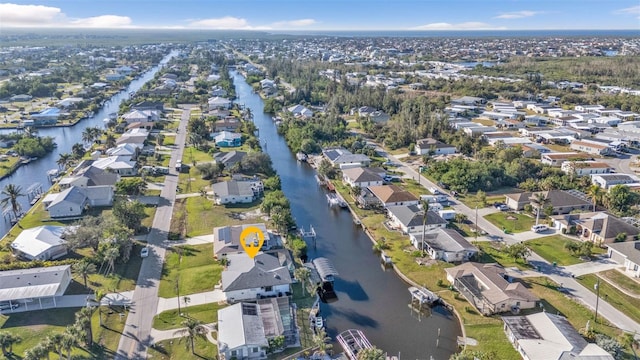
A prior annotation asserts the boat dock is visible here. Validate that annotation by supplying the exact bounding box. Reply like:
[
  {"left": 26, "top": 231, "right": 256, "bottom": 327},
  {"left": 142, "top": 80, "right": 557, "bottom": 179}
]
[
  {"left": 27, "top": 183, "right": 44, "bottom": 206},
  {"left": 337, "top": 329, "right": 373, "bottom": 360},
  {"left": 409, "top": 286, "right": 440, "bottom": 311}
]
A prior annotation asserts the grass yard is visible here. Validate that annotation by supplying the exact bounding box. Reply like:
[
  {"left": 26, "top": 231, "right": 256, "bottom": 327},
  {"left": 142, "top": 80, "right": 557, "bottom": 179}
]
[
  {"left": 163, "top": 135, "right": 176, "bottom": 146},
  {"left": 457, "top": 193, "right": 506, "bottom": 209},
  {"left": 72, "top": 243, "right": 145, "bottom": 293},
  {"left": 181, "top": 146, "right": 213, "bottom": 164},
  {"left": 153, "top": 303, "right": 225, "bottom": 331},
  {"left": 177, "top": 167, "right": 211, "bottom": 195},
  {"left": 599, "top": 270, "right": 640, "bottom": 297},
  {"left": 526, "top": 235, "right": 587, "bottom": 266},
  {"left": 93, "top": 305, "right": 128, "bottom": 355},
  {"left": 402, "top": 178, "right": 429, "bottom": 197},
  {"left": 147, "top": 337, "right": 217, "bottom": 360},
  {"left": 472, "top": 118, "right": 496, "bottom": 126},
  {"left": 158, "top": 243, "right": 223, "bottom": 298},
  {"left": 180, "top": 196, "right": 261, "bottom": 238},
  {"left": 484, "top": 212, "right": 536, "bottom": 233},
  {"left": 577, "top": 274, "right": 640, "bottom": 325},
  {"left": 476, "top": 241, "right": 532, "bottom": 270},
  {"left": 0, "top": 156, "right": 21, "bottom": 178}
]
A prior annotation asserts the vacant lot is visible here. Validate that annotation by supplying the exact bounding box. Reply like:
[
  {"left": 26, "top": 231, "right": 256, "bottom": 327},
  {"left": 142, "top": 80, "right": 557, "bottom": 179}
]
[{"left": 158, "top": 243, "right": 223, "bottom": 298}]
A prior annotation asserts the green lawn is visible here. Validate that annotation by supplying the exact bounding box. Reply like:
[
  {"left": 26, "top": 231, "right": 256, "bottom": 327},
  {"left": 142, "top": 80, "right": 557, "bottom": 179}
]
[
  {"left": 402, "top": 178, "right": 429, "bottom": 197},
  {"left": 74, "top": 243, "right": 145, "bottom": 293},
  {"left": 599, "top": 270, "right": 640, "bottom": 297},
  {"left": 163, "top": 135, "right": 176, "bottom": 146},
  {"left": 93, "top": 305, "right": 128, "bottom": 354},
  {"left": 181, "top": 196, "right": 261, "bottom": 237},
  {"left": 484, "top": 212, "right": 537, "bottom": 233},
  {"left": 182, "top": 146, "right": 213, "bottom": 165},
  {"left": 577, "top": 274, "right": 640, "bottom": 325},
  {"left": 158, "top": 243, "right": 223, "bottom": 298},
  {"left": 477, "top": 241, "right": 532, "bottom": 270},
  {"left": 0, "top": 156, "right": 21, "bottom": 178},
  {"left": 526, "top": 235, "right": 587, "bottom": 266},
  {"left": 153, "top": 303, "right": 225, "bottom": 331},
  {"left": 147, "top": 337, "right": 217, "bottom": 360},
  {"left": 177, "top": 167, "right": 211, "bottom": 195},
  {"left": 458, "top": 193, "right": 506, "bottom": 209}
]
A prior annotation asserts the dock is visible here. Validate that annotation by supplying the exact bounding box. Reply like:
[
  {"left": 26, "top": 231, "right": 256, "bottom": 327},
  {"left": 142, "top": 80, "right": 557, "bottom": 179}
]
[
  {"left": 327, "top": 192, "right": 348, "bottom": 208},
  {"left": 409, "top": 286, "right": 440, "bottom": 312},
  {"left": 337, "top": 329, "right": 373, "bottom": 360}
]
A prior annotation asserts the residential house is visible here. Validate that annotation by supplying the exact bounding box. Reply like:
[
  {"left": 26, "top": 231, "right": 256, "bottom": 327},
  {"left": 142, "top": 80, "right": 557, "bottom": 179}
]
[
  {"left": 92, "top": 156, "right": 137, "bottom": 176},
  {"left": 212, "top": 180, "right": 260, "bottom": 205},
  {"left": 387, "top": 205, "right": 447, "bottom": 234},
  {"left": 211, "top": 86, "right": 228, "bottom": 97},
  {"left": 30, "top": 107, "right": 60, "bottom": 125},
  {"left": 213, "top": 223, "right": 278, "bottom": 258},
  {"left": 553, "top": 212, "right": 639, "bottom": 245},
  {"left": 214, "top": 150, "right": 247, "bottom": 168},
  {"left": 42, "top": 186, "right": 89, "bottom": 218},
  {"left": 221, "top": 251, "right": 293, "bottom": 302},
  {"left": 570, "top": 140, "right": 613, "bottom": 156},
  {"left": 105, "top": 73, "right": 124, "bottom": 81},
  {"left": 451, "top": 96, "right": 486, "bottom": 106},
  {"left": 105, "top": 143, "right": 139, "bottom": 158},
  {"left": 215, "top": 118, "right": 241, "bottom": 132},
  {"left": 541, "top": 152, "right": 591, "bottom": 166},
  {"left": 342, "top": 167, "right": 383, "bottom": 188},
  {"left": 116, "top": 128, "right": 149, "bottom": 146},
  {"left": 56, "top": 97, "right": 83, "bottom": 109},
  {"left": 0, "top": 265, "right": 72, "bottom": 309},
  {"left": 322, "top": 147, "right": 371, "bottom": 168},
  {"left": 416, "top": 138, "right": 456, "bottom": 156},
  {"left": 132, "top": 101, "right": 164, "bottom": 112},
  {"left": 287, "top": 104, "right": 313, "bottom": 119},
  {"left": 58, "top": 165, "right": 118, "bottom": 206},
  {"left": 356, "top": 188, "right": 382, "bottom": 209},
  {"left": 368, "top": 110, "right": 390, "bottom": 123},
  {"left": 503, "top": 312, "right": 614, "bottom": 360},
  {"left": 521, "top": 143, "right": 551, "bottom": 158},
  {"left": 591, "top": 174, "right": 639, "bottom": 190},
  {"left": 409, "top": 228, "right": 478, "bottom": 262},
  {"left": 208, "top": 97, "right": 232, "bottom": 110},
  {"left": 445, "top": 262, "right": 539, "bottom": 315},
  {"left": 368, "top": 185, "right": 419, "bottom": 208},
  {"left": 504, "top": 190, "right": 591, "bottom": 214},
  {"left": 217, "top": 298, "right": 296, "bottom": 360},
  {"left": 10, "top": 225, "right": 69, "bottom": 261},
  {"left": 607, "top": 241, "right": 640, "bottom": 277},
  {"left": 122, "top": 109, "right": 160, "bottom": 124},
  {"left": 561, "top": 161, "right": 612, "bottom": 177},
  {"left": 212, "top": 131, "right": 243, "bottom": 147},
  {"left": 9, "top": 94, "right": 32, "bottom": 102}
]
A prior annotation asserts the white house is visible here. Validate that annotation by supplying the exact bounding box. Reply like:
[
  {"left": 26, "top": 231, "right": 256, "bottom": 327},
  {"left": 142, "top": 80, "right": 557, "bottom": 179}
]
[
  {"left": 416, "top": 138, "right": 456, "bottom": 155},
  {"left": 0, "top": 265, "right": 72, "bottom": 309},
  {"left": 11, "top": 226, "right": 69, "bottom": 261},
  {"left": 591, "top": 174, "right": 639, "bottom": 190},
  {"left": 342, "top": 167, "right": 383, "bottom": 188},
  {"left": 561, "top": 161, "right": 612, "bottom": 177},
  {"left": 122, "top": 109, "right": 160, "bottom": 124},
  {"left": 608, "top": 241, "right": 640, "bottom": 277},
  {"left": 570, "top": 140, "right": 613, "bottom": 156},
  {"left": 287, "top": 104, "right": 313, "bottom": 119},
  {"left": 106, "top": 143, "right": 138, "bottom": 158},
  {"left": 208, "top": 96, "right": 232, "bottom": 110},
  {"left": 221, "top": 252, "right": 293, "bottom": 302},
  {"left": 409, "top": 228, "right": 478, "bottom": 262},
  {"left": 92, "top": 156, "right": 137, "bottom": 176},
  {"left": 211, "top": 180, "right": 259, "bottom": 205},
  {"left": 387, "top": 205, "right": 447, "bottom": 234},
  {"left": 42, "top": 186, "right": 88, "bottom": 218}
]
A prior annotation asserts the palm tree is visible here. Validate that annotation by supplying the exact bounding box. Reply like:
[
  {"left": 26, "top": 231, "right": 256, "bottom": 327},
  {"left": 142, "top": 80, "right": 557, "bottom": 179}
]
[
  {"left": 588, "top": 184, "right": 603, "bottom": 212},
  {"left": 357, "top": 347, "right": 386, "bottom": 360},
  {"left": 294, "top": 267, "right": 311, "bottom": 296},
  {"left": 71, "top": 143, "right": 85, "bottom": 159},
  {"left": 104, "top": 246, "right": 120, "bottom": 274},
  {"left": 73, "top": 260, "right": 96, "bottom": 288},
  {"left": 75, "top": 306, "right": 93, "bottom": 347},
  {"left": 45, "top": 333, "right": 64, "bottom": 360},
  {"left": 81, "top": 128, "right": 94, "bottom": 144},
  {"left": 530, "top": 192, "right": 549, "bottom": 225},
  {"left": 23, "top": 344, "right": 49, "bottom": 360},
  {"left": 56, "top": 153, "right": 72, "bottom": 170},
  {"left": 105, "top": 132, "right": 116, "bottom": 149},
  {"left": 60, "top": 330, "right": 77, "bottom": 360},
  {"left": 173, "top": 318, "right": 208, "bottom": 355},
  {"left": 312, "top": 328, "right": 333, "bottom": 356},
  {"left": 0, "top": 184, "right": 24, "bottom": 220},
  {"left": 94, "top": 288, "right": 107, "bottom": 327},
  {"left": 0, "top": 332, "right": 21, "bottom": 356}
]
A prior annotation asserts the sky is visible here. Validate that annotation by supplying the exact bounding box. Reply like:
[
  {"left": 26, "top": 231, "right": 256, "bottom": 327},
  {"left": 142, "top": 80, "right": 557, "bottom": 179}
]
[{"left": 0, "top": 0, "right": 639, "bottom": 31}]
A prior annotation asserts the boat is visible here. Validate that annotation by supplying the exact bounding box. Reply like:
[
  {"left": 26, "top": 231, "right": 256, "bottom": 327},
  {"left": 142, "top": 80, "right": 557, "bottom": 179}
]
[
  {"left": 19, "top": 157, "right": 31, "bottom": 164},
  {"left": 326, "top": 181, "right": 335, "bottom": 192},
  {"left": 296, "top": 152, "right": 307, "bottom": 162},
  {"left": 381, "top": 252, "right": 392, "bottom": 266},
  {"left": 337, "top": 329, "right": 374, "bottom": 360},
  {"left": 29, "top": 194, "right": 42, "bottom": 206}
]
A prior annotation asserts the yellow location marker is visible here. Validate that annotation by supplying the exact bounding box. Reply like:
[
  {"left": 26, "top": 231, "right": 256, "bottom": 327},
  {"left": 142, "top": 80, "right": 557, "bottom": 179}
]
[{"left": 240, "top": 226, "right": 265, "bottom": 259}]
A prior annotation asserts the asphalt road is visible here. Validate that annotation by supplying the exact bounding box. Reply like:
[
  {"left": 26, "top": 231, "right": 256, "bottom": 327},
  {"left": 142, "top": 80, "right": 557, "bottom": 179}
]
[{"left": 115, "top": 106, "right": 191, "bottom": 360}]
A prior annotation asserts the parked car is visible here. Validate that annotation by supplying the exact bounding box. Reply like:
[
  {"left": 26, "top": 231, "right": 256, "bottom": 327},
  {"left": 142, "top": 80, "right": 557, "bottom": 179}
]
[
  {"left": 498, "top": 205, "right": 509, "bottom": 211},
  {"left": 531, "top": 224, "right": 549, "bottom": 233},
  {"left": 493, "top": 202, "right": 505, "bottom": 208},
  {"left": 0, "top": 302, "right": 19, "bottom": 311},
  {"left": 140, "top": 246, "right": 150, "bottom": 258}
]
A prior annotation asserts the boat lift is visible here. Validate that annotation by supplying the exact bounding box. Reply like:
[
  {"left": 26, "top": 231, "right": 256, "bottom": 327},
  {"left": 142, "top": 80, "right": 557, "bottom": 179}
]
[
  {"left": 337, "top": 329, "right": 373, "bottom": 360},
  {"left": 299, "top": 224, "right": 317, "bottom": 247},
  {"left": 27, "top": 183, "right": 43, "bottom": 206}
]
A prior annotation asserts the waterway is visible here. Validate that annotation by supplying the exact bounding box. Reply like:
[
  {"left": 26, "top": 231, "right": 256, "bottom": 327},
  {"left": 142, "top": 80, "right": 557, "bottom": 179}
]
[
  {"left": 232, "top": 70, "right": 461, "bottom": 359},
  {"left": 0, "top": 50, "right": 179, "bottom": 237}
]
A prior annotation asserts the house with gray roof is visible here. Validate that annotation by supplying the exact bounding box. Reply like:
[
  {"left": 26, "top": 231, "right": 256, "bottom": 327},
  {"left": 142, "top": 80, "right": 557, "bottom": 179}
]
[
  {"left": 503, "top": 312, "right": 614, "bottom": 360},
  {"left": 409, "top": 228, "right": 478, "bottom": 262},
  {"left": 416, "top": 138, "right": 457, "bottom": 156},
  {"left": 217, "top": 297, "right": 297, "bottom": 360},
  {"left": 387, "top": 204, "right": 447, "bottom": 234},
  {"left": 212, "top": 180, "right": 259, "bottom": 205},
  {"left": 10, "top": 226, "right": 69, "bottom": 261},
  {"left": 213, "top": 223, "right": 279, "bottom": 258},
  {"left": 0, "top": 265, "right": 72, "bottom": 311},
  {"left": 322, "top": 147, "right": 371, "bottom": 168},
  {"left": 221, "top": 251, "right": 293, "bottom": 302},
  {"left": 504, "top": 190, "right": 591, "bottom": 214},
  {"left": 342, "top": 167, "right": 383, "bottom": 188},
  {"left": 553, "top": 212, "right": 639, "bottom": 245},
  {"left": 214, "top": 150, "right": 247, "bottom": 168},
  {"left": 607, "top": 241, "right": 640, "bottom": 277},
  {"left": 42, "top": 186, "right": 88, "bottom": 218},
  {"left": 445, "top": 262, "right": 538, "bottom": 315}
]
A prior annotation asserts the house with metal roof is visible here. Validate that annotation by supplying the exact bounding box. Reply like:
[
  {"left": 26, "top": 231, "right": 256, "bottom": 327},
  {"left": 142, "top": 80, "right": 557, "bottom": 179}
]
[
  {"left": 409, "top": 228, "right": 478, "bottom": 262},
  {"left": 92, "top": 156, "right": 137, "bottom": 176},
  {"left": 213, "top": 223, "right": 279, "bottom": 258},
  {"left": 504, "top": 190, "right": 591, "bottom": 214},
  {"left": 217, "top": 297, "right": 297, "bottom": 360},
  {"left": 322, "top": 147, "right": 371, "bottom": 168},
  {"left": 212, "top": 131, "right": 242, "bottom": 147},
  {"left": 503, "top": 312, "right": 614, "bottom": 360},
  {"left": 221, "top": 251, "right": 293, "bottom": 302},
  {"left": 214, "top": 150, "right": 247, "bottom": 168},
  {"left": 10, "top": 226, "right": 69, "bottom": 261},
  {"left": 0, "top": 265, "right": 72, "bottom": 311},
  {"left": 445, "top": 262, "right": 538, "bottom": 315},
  {"left": 416, "top": 137, "right": 457, "bottom": 156}
]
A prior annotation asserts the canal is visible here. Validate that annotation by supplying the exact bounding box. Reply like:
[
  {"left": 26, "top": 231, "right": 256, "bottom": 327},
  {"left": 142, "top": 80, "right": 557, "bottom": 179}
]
[
  {"left": 0, "top": 50, "right": 179, "bottom": 237},
  {"left": 232, "top": 71, "right": 461, "bottom": 359}
]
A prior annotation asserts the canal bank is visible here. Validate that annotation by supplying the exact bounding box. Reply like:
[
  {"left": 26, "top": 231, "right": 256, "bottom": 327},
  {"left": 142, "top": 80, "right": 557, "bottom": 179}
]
[
  {"left": 232, "top": 70, "right": 461, "bottom": 359},
  {"left": 0, "top": 50, "right": 179, "bottom": 238}
]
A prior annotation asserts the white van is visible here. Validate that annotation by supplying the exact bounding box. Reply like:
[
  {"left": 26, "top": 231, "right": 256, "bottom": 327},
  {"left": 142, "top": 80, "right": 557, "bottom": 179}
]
[{"left": 531, "top": 224, "right": 549, "bottom": 233}]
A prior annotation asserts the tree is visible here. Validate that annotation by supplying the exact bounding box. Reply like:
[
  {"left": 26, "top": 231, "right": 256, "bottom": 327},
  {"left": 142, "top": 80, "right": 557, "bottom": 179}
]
[
  {"left": 357, "top": 346, "right": 385, "bottom": 360},
  {"left": 318, "top": 159, "right": 337, "bottom": 179},
  {"left": 606, "top": 185, "right": 638, "bottom": 216},
  {"left": 112, "top": 199, "right": 147, "bottom": 232},
  {"left": 263, "top": 175, "right": 281, "bottom": 191},
  {"left": 105, "top": 132, "right": 116, "bottom": 149},
  {"left": 94, "top": 288, "right": 107, "bottom": 327},
  {"left": 595, "top": 334, "right": 623, "bottom": 359},
  {"left": 103, "top": 246, "right": 120, "bottom": 274},
  {"left": 45, "top": 333, "right": 64, "bottom": 360},
  {"left": 23, "top": 344, "right": 49, "bottom": 360},
  {"left": 587, "top": 184, "right": 604, "bottom": 212},
  {"left": 311, "top": 329, "right": 333, "bottom": 356},
  {"left": 267, "top": 335, "right": 286, "bottom": 354},
  {"left": 71, "top": 143, "right": 85, "bottom": 159},
  {"left": 174, "top": 318, "right": 208, "bottom": 355},
  {"left": 64, "top": 216, "right": 103, "bottom": 250},
  {"left": 115, "top": 178, "right": 148, "bottom": 196},
  {"left": 0, "top": 332, "right": 21, "bottom": 356},
  {"left": 196, "top": 162, "right": 223, "bottom": 180},
  {"left": 0, "top": 184, "right": 24, "bottom": 220},
  {"left": 59, "top": 331, "right": 77, "bottom": 360},
  {"left": 56, "top": 152, "right": 72, "bottom": 170},
  {"left": 261, "top": 190, "right": 290, "bottom": 216},
  {"left": 270, "top": 205, "right": 293, "bottom": 234},
  {"left": 75, "top": 306, "right": 93, "bottom": 347},
  {"left": 476, "top": 190, "right": 487, "bottom": 207},
  {"left": 239, "top": 152, "right": 275, "bottom": 176},
  {"left": 294, "top": 267, "right": 311, "bottom": 296},
  {"left": 530, "top": 192, "right": 549, "bottom": 225},
  {"left": 614, "top": 233, "right": 627, "bottom": 243},
  {"left": 72, "top": 260, "right": 96, "bottom": 288},
  {"left": 505, "top": 243, "right": 531, "bottom": 263},
  {"left": 454, "top": 213, "right": 468, "bottom": 224}
]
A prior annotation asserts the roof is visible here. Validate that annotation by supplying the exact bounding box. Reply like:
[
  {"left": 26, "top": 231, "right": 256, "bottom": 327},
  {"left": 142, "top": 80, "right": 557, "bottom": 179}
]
[
  {"left": 416, "top": 138, "right": 455, "bottom": 149},
  {"left": 214, "top": 151, "right": 247, "bottom": 166},
  {"left": 506, "top": 190, "right": 591, "bottom": 208},
  {"left": 0, "top": 265, "right": 71, "bottom": 302},
  {"left": 213, "top": 223, "right": 271, "bottom": 256},
  {"left": 503, "top": 312, "right": 614, "bottom": 360},
  {"left": 11, "top": 226, "right": 68, "bottom": 259},
  {"left": 342, "top": 167, "right": 383, "bottom": 183},
  {"left": 607, "top": 241, "right": 640, "bottom": 265},
  {"left": 92, "top": 156, "right": 135, "bottom": 170},
  {"left": 75, "top": 165, "right": 119, "bottom": 186},
  {"left": 368, "top": 185, "right": 419, "bottom": 204},
  {"left": 387, "top": 204, "right": 446, "bottom": 227},
  {"left": 222, "top": 252, "right": 292, "bottom": 292},
  {"left": 212, "top": 180, "right": 254, "bottom": 198},
  {"left": 446, "top": 262, "right": 538, "bottom": 305},
  {"left": 47, "top": 186, "right": 88, "bottom": 208},
  {"left": 411, "top": 228, "right": 478, "bottom": 253},
  {"left": 312, "top": 257, "right": 339, "bottom": 282},
  {"left": 213, "top": 131, "right": 242, "bottom": 142}
]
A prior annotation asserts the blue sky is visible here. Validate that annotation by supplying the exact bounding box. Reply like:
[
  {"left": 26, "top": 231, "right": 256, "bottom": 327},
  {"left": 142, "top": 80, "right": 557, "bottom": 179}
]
[{"left": 1, "top": 0, "right": 639, "bottom": 30}]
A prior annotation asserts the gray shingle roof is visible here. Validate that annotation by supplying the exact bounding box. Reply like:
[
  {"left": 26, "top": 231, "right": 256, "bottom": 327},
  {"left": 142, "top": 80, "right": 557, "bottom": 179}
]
[
  {"left": 214, "top": 151, "right": 247, "bottom": 166},
  {"left": 48, "top": 186, "right": 88, "bottom": 208},
  {"left": 212, "top": 180, "right": 254, "bottom": 197},
  {"left": 412, "top": 228, "right": 477, "bottom": 253},
  {"left": 222, "top": 252, "right": 292, "bottom": 292},
  {"left": 387, "top": 205, "right": 446, "bottom": 227}
]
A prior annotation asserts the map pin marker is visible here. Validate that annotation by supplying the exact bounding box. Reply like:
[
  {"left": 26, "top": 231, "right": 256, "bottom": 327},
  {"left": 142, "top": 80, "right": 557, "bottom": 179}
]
[{"left": 240, "top": 225, "right": 265, "bottom": 259}]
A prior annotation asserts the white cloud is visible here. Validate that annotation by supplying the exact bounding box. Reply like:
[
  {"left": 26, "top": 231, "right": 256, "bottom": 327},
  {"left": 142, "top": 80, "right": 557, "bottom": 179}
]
[
  {"left": 614, "top": 5, "right": 640, "bottom": 18},
  {"left": 411, "top": 22, "right": 507, "bottom": 30},
  {"left": 0, "top": 3, "right": 63, "bottom": 26},
  {"left": 494, "top": 10, "right": 541, "bottom": 19},
  {"left": 70, "top": 15, "right": 132, "bottom": 28},
  {"left": 189, "top": 16, "right": 253, "bottom": 29},
  {"left": 271, "top": 19, "right": 317, "bottom": 28}
]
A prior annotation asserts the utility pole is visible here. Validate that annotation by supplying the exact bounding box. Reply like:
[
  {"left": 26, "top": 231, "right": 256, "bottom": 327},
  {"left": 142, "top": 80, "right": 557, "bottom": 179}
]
[
  {"left": 475, "top": 205, "right": 479, "bottom": 242},
  {"left": 594, "top": 278, "right": 600, "bottom": 324},
  {"left": 175, "top": 276, "right": 181, "bottom": 316}
]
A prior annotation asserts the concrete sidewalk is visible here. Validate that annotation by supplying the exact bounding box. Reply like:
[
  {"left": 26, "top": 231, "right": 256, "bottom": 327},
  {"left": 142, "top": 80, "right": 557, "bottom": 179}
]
[
  {"left": 149, "top": 323, "right": 216, "bottom": 344},
  {"left": 156, "top": 289, "right": 225, "bottom": 314},
  {"left": 168, "top": 234, "right": 215, "bottom": 246}
]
